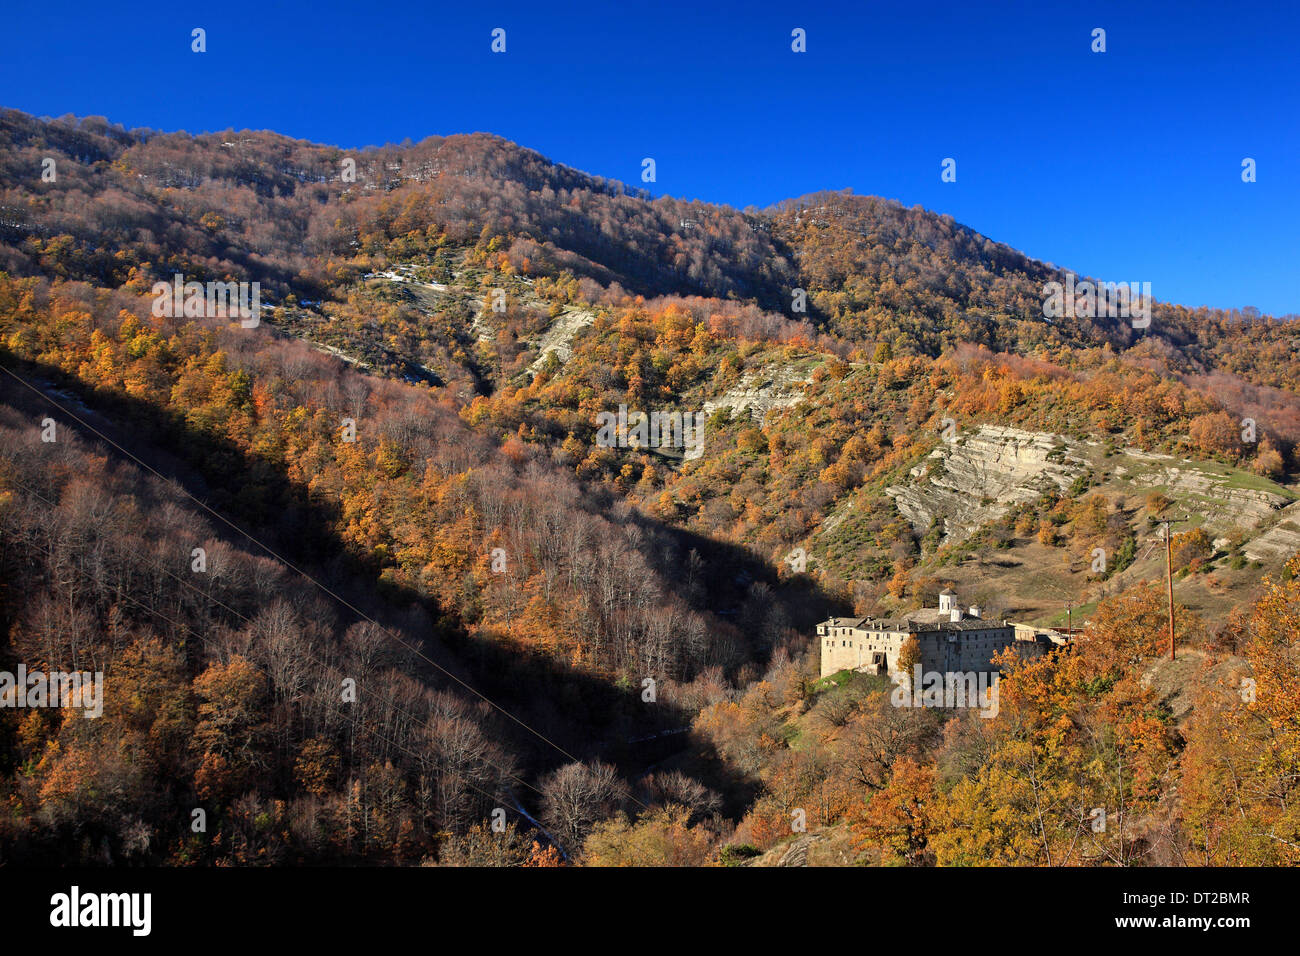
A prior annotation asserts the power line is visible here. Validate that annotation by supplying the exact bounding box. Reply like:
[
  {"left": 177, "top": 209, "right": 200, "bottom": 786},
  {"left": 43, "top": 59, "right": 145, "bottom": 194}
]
[
  {"left": 4, "top": 480, "right": 540, "bottom": 839},
  {"left": 1, "top": 362, "right": 656, "bottom": 814}
]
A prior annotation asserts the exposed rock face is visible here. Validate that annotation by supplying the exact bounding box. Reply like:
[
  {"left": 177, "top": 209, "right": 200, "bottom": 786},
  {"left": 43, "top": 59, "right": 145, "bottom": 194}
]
[
  {"left": 703, "top": 365, "right": 811, "bottom": 424},
  {"left": 527, "top": 305, "right": 596, "bottom": 371},
  {"left": 1243, "top": 501, "right": 1300, "bottom": 562},
  {"left": 886, "top": 426, "right": 1088, "bottom": 543},
  {"left": 882, "top": 425, "right": 1298, "bottom": 554},
  {"left": 772, "top": 833, "right": 822, "bottom": 867},
  {"left": 1116, "top": 447, "right": 1291, "bottom": 530},
  {"left": 748, "top": 832, "right": 825, "bottom": 867},
  {"left": 747, "top": 827, "right": 860, "bottom": 866}
]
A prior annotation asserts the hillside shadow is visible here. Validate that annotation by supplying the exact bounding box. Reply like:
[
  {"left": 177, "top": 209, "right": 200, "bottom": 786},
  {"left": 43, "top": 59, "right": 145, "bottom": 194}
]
[{"left": 0, "top": 354, "right": 852, "bottom": 823}]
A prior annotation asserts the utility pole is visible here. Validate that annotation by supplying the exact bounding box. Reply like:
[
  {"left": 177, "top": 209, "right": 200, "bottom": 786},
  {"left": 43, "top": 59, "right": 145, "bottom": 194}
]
[{"left": 1164, "top": 520, "right": 1176, "bottom": 660}]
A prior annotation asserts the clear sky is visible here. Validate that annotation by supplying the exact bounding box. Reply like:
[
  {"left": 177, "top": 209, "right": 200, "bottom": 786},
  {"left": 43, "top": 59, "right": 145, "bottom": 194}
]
[{"left": 4, "top": 0, "right": 1297, "bottom": 316}]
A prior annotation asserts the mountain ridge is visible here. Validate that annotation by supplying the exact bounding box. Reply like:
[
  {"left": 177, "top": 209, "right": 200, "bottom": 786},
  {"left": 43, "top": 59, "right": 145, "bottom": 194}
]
[{"left": 3, "top": 106, "right": 1300, "bottom": 866}]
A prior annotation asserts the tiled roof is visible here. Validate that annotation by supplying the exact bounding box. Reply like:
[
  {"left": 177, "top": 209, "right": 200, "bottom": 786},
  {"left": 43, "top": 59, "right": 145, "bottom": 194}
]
[{"left": 823, "top": 617, "right": 1011, "bottom": 633}]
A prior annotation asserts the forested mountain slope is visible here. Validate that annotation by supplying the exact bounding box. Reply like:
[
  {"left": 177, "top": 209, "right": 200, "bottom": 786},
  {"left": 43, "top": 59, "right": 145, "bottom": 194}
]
[{"left": 2, "top": 108, "right": 1298, "bottom": 865}]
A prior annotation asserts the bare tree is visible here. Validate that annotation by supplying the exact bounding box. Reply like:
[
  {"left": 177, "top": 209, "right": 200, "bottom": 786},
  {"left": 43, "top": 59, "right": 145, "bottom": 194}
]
[{"left": 539, "top": 761, "right": 626, "bottom": 853}]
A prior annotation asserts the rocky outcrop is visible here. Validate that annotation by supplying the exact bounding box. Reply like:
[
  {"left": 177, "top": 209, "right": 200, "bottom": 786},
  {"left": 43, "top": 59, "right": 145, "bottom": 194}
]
[
  {"left": 527, "top": 305, "right": 597, "bottom": 371},
  {"left": 703, "top": 365, "right": 811, "bottom": 424},
  {"left": 1117, "top": 459, "right": 1290, "bottom": 529},
  {"left": 1242, "top": 501, "right": 1300, "bottom": 562},
  {"left": 886, "top": 426, "right": 1088, "bottom": 543},
  {"left": 884, "top": 425, "right": 1298, "bottom": 552}
]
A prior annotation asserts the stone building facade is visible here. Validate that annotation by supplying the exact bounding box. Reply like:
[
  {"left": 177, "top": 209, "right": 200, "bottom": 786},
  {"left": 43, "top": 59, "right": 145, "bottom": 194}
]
[{"left": 817, "top": 589, "right": 1048, "bottom": 679}]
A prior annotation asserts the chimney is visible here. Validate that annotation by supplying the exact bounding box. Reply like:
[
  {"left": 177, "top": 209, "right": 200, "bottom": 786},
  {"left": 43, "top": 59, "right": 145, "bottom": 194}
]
[
  {"left": 950, "top": 607, "right": 962, "bottom": 623},
  {"left": 969, "top": 605, "right": 981, "bottom": 619}
]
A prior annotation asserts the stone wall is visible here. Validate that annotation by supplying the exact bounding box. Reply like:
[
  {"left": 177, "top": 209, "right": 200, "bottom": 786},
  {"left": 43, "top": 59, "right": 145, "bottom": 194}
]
[{"left": 819, "top": 622, "right": 1018, "bottom": 678}]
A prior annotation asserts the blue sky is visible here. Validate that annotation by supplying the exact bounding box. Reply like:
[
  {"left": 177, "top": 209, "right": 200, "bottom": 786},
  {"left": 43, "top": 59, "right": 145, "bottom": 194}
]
[{"left": 4, "top": 0, "right": 1297, "bottom": 315}]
